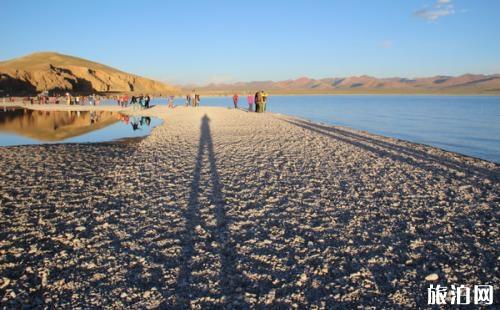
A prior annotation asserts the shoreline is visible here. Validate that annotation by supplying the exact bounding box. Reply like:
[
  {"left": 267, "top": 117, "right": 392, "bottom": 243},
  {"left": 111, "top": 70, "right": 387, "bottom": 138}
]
[{"left": 1, "top": 102, "right": 499, "bottom": 165}]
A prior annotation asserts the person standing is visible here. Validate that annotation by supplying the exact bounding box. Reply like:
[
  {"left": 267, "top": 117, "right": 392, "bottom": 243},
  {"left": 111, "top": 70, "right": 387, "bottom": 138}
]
[
  {"left": 186, "top": 94, "right": 191, "bottom": 106},
  {"left": 254, "top": 91, "right": 260, "bottom": 112},
  {"left": 190, "top": 90, "right": 196, "bottom": 107},
  {"left": 261, "top": 90, "right": 268, "bottom": 112},
  {"left": 233, "top": 93, "right": 238, "bottom": 109},
  {"left": 256, "top": 91, "right": 264, "bottom": 112},
  {"left": 145, "top": 94, "right": 151, "bottom": 108},
  {"left": 195, "top": 93, "right": 200, "bottom": 107},
  {"left": 247, "top": 93, "right": 254, "bottom": 112}
]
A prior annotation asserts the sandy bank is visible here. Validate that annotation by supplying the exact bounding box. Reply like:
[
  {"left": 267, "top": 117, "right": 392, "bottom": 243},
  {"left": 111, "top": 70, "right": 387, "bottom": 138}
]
[{"left": 0, "top": 106, "right": 498, "bottom": 308}]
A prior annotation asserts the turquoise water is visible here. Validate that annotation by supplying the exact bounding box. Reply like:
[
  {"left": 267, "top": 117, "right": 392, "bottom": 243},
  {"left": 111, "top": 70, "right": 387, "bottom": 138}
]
[{"left": 166, "top": 95, "right": 500, "bottom": 163}]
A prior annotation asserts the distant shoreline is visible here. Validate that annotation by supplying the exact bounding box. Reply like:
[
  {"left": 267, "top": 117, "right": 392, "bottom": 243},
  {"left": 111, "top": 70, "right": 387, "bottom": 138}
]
[{"left": 185, "top": 90, "right": 500, "bottom": 96}]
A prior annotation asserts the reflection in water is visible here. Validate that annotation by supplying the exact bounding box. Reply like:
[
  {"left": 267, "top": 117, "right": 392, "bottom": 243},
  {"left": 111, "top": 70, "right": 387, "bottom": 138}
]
[
  {"left": 130, "top": 116, "right": 152, "bottom": 131},
  {"left": 0, "top": 108, "right": 161, "bottom": 145}
]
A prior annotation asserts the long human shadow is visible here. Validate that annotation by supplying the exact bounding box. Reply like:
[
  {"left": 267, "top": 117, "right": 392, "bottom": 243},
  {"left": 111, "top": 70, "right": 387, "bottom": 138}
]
[
  {"left": 175, "top": 115, "right": 246, "bottom": 307},
  {"left": 284, "top": 119, "right": 499, "bottom": 181}
]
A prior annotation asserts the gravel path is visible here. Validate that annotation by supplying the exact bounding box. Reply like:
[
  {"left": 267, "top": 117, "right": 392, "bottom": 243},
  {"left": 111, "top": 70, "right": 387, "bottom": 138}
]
[{"left": 1, "top": 106, "right": 498, "bottom": 308}]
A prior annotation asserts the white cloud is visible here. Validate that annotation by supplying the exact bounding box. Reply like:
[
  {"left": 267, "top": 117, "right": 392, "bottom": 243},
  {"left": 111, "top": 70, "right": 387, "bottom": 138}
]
[{"left": 413, "top": 0, "right": 455, "bottom": 21}]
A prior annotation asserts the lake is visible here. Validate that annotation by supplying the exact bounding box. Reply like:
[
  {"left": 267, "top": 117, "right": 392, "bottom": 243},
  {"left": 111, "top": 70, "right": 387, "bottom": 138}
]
[
  {"left": 161, "top": 95, "right": 500, "bottom": 163},
  {"left": 2, "top": 95, "right": 499, "bottom": 163},
  {"left": 0, "top": 108, "right": 162, "bottom": 146}
]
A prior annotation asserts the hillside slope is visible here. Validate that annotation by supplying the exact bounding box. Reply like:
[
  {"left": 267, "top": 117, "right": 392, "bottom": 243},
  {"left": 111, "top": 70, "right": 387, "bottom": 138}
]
[{"left": 0, "top": 52, "right": 177, "bottom": 95}]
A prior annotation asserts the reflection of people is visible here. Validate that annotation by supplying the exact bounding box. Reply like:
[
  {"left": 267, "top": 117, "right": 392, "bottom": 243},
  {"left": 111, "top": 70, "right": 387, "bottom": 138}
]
[
  {"left": 90, "top": 111, "right": 97, "bottom": 124},
  {"left": 130, "top": 116, "right": 139, "bottom": 130}
]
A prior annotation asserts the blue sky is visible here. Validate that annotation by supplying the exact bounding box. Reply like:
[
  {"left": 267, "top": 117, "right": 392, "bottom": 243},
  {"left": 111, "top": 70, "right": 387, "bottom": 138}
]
[{"left": 1, "top": 0, "right": 499, "bottom": 84}]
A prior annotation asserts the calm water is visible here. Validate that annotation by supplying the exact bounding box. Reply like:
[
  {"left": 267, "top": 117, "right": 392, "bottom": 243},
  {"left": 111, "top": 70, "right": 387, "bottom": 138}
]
[
  {"left": 3, "top": 96, "right": 499, "bottom": 163},
  {"left": 0, "top": 109, "right": 162, "bottom": 146},
  {"left": 153, "top": 95, "right": 500, "bottom": 163}
]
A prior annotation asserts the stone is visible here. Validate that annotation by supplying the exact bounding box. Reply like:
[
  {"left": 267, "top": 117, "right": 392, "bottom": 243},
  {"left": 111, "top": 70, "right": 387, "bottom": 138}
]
[{"left": 425, "top": 273, "right": 439, "bottom": 281}]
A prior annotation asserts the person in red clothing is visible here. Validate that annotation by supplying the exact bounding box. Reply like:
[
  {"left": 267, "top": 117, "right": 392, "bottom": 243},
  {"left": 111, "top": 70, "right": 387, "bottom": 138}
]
[
  {"left": 233, "top": 93, "right": 238, "bottom": 109},
  {"left": 247, "top": 94, "right": 254, "bottom": 112}
]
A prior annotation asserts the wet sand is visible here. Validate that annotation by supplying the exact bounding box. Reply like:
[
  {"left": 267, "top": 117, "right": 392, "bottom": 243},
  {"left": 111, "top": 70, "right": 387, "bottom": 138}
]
[{"left": 0, "top": 105, "right": 499, "bottom": 308}]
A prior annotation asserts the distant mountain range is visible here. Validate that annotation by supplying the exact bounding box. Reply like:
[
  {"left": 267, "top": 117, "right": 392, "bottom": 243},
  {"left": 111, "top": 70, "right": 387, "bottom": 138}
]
[
  {"left": 0, "top": 52, "right": 178, "bottom": 95},
  {"left": 1, "top": 52, "right": 498, "bottom": 96},
  {"left": 192, "top": 74, "right": 500, "bottom": 94}
]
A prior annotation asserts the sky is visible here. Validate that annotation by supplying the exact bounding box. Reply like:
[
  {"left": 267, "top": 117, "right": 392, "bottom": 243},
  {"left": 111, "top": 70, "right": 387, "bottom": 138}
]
[{"left": 1, "top": 0, "right": 500, "bottom": 85}]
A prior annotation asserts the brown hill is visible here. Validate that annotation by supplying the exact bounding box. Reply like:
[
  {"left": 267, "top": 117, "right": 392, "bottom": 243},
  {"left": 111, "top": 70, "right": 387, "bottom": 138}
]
[
  {"left": 0, "top": 52, "right": 178, "bottom": 95},
  {"left": 197, "top": 74, "right": 500, "bottom": 94}
]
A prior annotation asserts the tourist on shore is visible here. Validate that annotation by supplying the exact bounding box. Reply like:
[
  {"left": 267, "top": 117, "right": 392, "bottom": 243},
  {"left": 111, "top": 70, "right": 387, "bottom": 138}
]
[
  {"left": 247, "top": 93, "right": 254, "bottom": 111},
  {"left": 255, "top": 91, "right": 262, "bottom": 112},
  {"left": 167, "top": 95, "right": 174, "bottom": 108},
  {"left": 233, "top": 93, "right": 238, "bottom": 109},
  {"left": 261, "top": 90, "right": 268, "bottom": 112},
  {"left": 190, "top": 90, "right": 196, "bottom": 107},
  {"left": 186, "top": 94, "right": 191, "bottom": 106},
  {"left": 123, "top": 95, "right": 129, "bottom": 107},
  {"left": 194, "top": 93, "right": 200, "bottom": 107},
  {"left": 145, "top": 94, "right": 151, "bottom": 108},
  {"left": 75, "top": 96, "right": 80, "bottom": 105}
]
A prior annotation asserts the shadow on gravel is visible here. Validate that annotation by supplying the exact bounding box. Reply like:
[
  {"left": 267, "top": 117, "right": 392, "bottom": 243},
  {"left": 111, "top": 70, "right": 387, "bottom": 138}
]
[
  {"left": 285, "top": 119, "right": 499, "bottom": 181},
  {"left": 174, "top": 115, "right": 247, "bottom": 307}
]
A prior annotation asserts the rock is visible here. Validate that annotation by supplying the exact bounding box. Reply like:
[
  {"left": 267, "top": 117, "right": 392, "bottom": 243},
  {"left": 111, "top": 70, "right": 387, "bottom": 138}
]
[
  {"left": 40, "top": 271, "right": 48, "bottom": 287},
  {"left": 0, "top": 277, "right": 10, "bottom": 289},
  {"left": 425, "top": 273, "right": 439, "bottom": 281}
]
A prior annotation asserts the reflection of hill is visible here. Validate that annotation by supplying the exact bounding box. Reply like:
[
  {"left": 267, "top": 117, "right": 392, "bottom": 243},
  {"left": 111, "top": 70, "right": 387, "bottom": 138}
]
[{"left": 0, "top": 109, "right": 119, "bottom": 141}]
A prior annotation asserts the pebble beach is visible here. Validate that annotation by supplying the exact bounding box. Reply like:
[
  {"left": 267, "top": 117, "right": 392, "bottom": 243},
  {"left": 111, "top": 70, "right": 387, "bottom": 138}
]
[{"left": 0, "top": 105, "right": 498, "bottom": 308}]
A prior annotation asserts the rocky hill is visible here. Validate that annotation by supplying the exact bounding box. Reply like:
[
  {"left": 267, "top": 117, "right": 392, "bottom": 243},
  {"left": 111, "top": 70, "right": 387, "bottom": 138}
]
[{"left": 0, "top": 52, "right": 178, "bottom": 95}]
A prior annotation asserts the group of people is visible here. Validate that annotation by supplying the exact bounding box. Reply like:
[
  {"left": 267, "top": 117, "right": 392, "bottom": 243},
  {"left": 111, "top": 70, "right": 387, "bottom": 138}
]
[
  {"left": 65, "top": 94, "right": 102, "bottom": 105},
  {"left": 233, "top": 91, "right": 268, "bottom": 112},
  {"left": 128, "top": 94, "right": 152, "bottom": 109},
  {"left": 186, "top": 91, "right": 200, "bottom": 106},
  {"left": 33, "top": 94, "right": 102, "bottom": 105}
]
